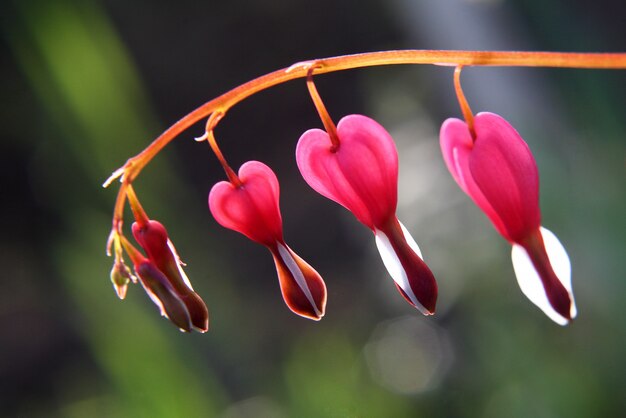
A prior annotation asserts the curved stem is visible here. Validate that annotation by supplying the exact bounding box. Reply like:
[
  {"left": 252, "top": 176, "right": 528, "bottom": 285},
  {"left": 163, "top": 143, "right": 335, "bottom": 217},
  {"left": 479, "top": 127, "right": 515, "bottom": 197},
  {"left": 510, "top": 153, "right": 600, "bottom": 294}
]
[
  {"left": 106, "top": 49, "right": 626, "bottom": 248},
  {"left": 306, "top": 65, "right": 340, "bottom": 151},
  {"left": 126, "top": 184, "right": 150, "bottom": 226},
  {"left": 204, "top": 111, "right": 242, "bottom": 187},
  {"left": 454, "top": 65, "right": 476, "bottom": 140},
  {"left": 116, "top": 50, "right": 626, "bottom": 179}
]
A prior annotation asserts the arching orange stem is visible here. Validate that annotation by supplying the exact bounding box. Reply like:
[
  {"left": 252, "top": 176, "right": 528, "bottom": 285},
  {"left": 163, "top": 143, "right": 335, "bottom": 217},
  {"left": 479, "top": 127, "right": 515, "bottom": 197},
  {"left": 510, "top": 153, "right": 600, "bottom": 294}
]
[
  {"left": 306, "top": 65, "right": 340, "bottom": 151},
  {"left": 104, "top": 49, "right": 626, "bottom": 248},
  {"left": 204, "top": 111, "right": 242, "bottom": 187},
  {"left": 454, "top": 65, "right": 476, "bottom": 141}
]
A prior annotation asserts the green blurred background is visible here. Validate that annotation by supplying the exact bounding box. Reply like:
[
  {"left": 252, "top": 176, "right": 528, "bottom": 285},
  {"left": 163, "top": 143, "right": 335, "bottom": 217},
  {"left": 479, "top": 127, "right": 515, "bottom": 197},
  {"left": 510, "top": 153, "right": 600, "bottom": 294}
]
[{"left": 1, "top": 0, "right": 625, "bottom": 416}]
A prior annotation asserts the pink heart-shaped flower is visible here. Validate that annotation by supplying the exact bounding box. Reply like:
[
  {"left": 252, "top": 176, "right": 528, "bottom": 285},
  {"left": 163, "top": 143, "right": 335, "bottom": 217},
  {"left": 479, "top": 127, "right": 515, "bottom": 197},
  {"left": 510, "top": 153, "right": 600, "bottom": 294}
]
[
  {"left": 440, "top": 112, "right": 540, "bottom": 243},
  {"left": 297, "top": 114, "right": 437, "bottom": 314},
  {"left": 440, "top": 112, "right": 575, "bottom": 324},
  {"left": 296, "top": 114, "right": 398, "bottom": 230},
  {"left": 209, "top": 161, "right": 283, "bottom": 246},
  {"left": 209, "top": 160, "right": 327, "bottom": 320}
]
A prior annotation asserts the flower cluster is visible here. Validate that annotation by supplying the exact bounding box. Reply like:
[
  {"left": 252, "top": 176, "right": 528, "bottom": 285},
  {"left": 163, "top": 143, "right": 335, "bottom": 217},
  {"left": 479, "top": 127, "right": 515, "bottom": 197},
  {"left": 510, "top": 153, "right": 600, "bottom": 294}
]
[
  {"left": 106, "top": 64, "right": 577, "bottom": 331},
  {"left": 108, "top": 187, "right": 209, "bottom": 333}
]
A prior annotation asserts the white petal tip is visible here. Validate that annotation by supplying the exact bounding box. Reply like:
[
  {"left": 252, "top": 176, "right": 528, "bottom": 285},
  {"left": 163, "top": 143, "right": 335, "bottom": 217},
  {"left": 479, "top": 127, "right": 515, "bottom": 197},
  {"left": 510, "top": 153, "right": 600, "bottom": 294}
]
[
  {"left": 194, "top": 132, "right": 208, "bottom": 142},
  {"left": 374, "top": 226, "right": 428, "bottom": 314},
  {"left": 276, "top": 243, "right": 323, "bottom": 317},
  {"left": 512, "top": 227, "right": 576, "bottom": 325},
  {"left": 102, "top": 167, "right": 125, "bottom": 188}
]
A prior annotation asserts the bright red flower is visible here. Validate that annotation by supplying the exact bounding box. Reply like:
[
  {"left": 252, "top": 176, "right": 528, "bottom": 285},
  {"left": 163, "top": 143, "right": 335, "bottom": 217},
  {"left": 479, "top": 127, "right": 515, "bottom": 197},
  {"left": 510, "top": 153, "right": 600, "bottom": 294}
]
[
  {"left": 296, "top": 114, "right": 438, "bottom": 314},
  {"left": 440, "top": 112, "right": 576, "bottom": 325},
  {"left": 132, "top": 219, "right": 209, "bottom": 332},
  {"left": 209, "top": 161, "right": 327, "bottom": 320}
]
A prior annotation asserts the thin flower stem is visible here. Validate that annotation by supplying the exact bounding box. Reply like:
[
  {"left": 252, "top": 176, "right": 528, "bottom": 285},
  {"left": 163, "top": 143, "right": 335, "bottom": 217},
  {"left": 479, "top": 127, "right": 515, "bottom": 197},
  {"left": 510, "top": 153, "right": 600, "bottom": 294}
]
[
  {"left": 120, "top": 234, "right": 146, "bottom": 266},
  {"left": 204, "top": 112, "right": 242, "bottom": 187},
  {"left": 454, "top": 65, "right": 476, "bottom": 140},
  {"left": 114, "top": 50, "right": 626, "bottom": 182},
  {"left": 105, "top": 49, "right": 626, "bottom": 246},
  {"left": 306, "top": 66, "right": 340, "bottom": 151},
  {"left": 126, "top": 184, "right": 150, "bottom": 226}
]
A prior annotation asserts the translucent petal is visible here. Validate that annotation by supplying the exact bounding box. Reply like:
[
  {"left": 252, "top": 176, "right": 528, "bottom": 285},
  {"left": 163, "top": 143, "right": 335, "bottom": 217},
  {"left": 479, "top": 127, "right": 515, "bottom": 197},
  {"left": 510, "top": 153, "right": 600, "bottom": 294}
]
[
  {"left": 512, "top": 227, "right": 577, "bottom": 325},
  {"left": 470, "top": 113, "right": 540, "bottom": 242},
  {"left": 209, "top": 161, "right": 283, "bottom": 246},
  {"left": 272, "top": 243, "right": 326, "bottom": 320},
  {"left": 296, "top": 114, "right": 399, "bottom": 229},
  {"left": 399, "top": 221, "right": 423, "bottom": 259},
  {"left": 440, "top": 113, "right": 542, "bottom": 242},
  {"left": 440, "top": 117, "right": 509, "bottom": 239},
  {"left": 277, "top": 243, "right": 322, "bottom": 318},
  {"left": 375, "top": 225, "right": 429, "bottom": 315},
  {"left": 136, "top": 262, "right": 193, "bottom": 332}
]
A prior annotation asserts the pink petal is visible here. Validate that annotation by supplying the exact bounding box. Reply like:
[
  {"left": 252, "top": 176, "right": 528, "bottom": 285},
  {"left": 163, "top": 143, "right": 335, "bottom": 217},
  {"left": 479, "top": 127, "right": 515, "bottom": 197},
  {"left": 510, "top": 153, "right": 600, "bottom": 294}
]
[
  {"left": 270, "top": 242, "right": 327, "bottom": 320},
  {"left": 209, "top": 161, "right": 284, "bottom": 246},
  {"left": 132, "top": 220, "right": 170, "bottom": 265},
  {"left": 440, "top": 117, "right": 508, "bottom": 238},
  {"left": 440, "top": 113, "right": 541, "bottom": 242},
  {"left": 296, "top": 114, "right": 398, "bottom": 230},
  {"left": 469, "top": 112, "right": 541, "bottom": 242}
]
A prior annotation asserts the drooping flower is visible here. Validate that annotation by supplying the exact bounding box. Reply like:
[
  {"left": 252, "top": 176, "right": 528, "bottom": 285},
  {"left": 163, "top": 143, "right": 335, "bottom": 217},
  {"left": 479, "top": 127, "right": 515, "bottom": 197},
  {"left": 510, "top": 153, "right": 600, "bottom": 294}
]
[
  {"left": 296, "top": 114, "right": 438, "bottom": 315},
  {"left": 440, "top": 111, "right": 576, "bottom": 325},
  {"left": 209, "top": 160, "right": 327, "bottom": 320},
  {"left": 131, "top": 219, "right": 209, "bottom": 332},
  {"left": 120, "top": 233, "right": 196, "bottom": 332}
]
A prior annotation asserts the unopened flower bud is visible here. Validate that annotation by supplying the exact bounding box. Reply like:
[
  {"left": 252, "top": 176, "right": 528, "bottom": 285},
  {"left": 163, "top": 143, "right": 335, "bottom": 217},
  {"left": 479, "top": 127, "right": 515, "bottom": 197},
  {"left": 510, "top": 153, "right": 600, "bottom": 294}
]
[
  {"left": 110, "top": 261, "right": 133, "bottom": 299},
  {"left": 131, "top": 219, "right": 209, "bottom": 332},
  {"left": 135, "top": 261, "right": 193, "bottom": 332}
]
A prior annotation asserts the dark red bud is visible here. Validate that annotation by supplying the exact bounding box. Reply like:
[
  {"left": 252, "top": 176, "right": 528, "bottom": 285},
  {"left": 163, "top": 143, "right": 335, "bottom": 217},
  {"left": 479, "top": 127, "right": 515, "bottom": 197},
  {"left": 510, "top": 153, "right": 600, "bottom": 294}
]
[{"left": 135, "top": 261, "right": 193, "bottom": 332}]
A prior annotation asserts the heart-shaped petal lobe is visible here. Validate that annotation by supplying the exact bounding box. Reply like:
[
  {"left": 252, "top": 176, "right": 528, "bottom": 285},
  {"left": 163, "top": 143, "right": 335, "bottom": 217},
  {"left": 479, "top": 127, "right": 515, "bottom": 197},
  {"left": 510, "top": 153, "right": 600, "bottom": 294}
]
[
  {"left": 440, "top": 112, "right": 541, "bottom": 242},
  {"left": 209, "top": 161, "right": 283, "bottom": 246},
  {"left": 440, "top": 117, "right": 508, "bottom": 238},
  {"left": 297, "top": 114, "right": 398, "bottom": 230}
]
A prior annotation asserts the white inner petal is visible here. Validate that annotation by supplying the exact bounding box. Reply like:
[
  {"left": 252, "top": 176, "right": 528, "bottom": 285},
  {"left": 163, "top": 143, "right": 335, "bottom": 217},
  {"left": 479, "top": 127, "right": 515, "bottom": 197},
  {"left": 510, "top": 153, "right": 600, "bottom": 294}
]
[
  {"left": 374, "top": 226, "right": 428, "bottom": 315},
  {"left": 399, "top": 221, "right": 423, "bottom": 259},
  {"left": 277, "top": 243, "right": 321, "bottom": 317},
  {"left": 511, "top": 226, "right": 577, "bottom": 325},
  {"left": 168, "top": 239, "right": 194, "bottom": 290}
]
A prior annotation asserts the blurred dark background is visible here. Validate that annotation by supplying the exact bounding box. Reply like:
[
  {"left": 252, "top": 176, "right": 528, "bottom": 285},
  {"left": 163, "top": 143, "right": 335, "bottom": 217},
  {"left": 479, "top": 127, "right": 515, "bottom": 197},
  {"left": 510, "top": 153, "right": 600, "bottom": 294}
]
[{"left": 1, "top": 0, "right": 625, "bottom": 416}]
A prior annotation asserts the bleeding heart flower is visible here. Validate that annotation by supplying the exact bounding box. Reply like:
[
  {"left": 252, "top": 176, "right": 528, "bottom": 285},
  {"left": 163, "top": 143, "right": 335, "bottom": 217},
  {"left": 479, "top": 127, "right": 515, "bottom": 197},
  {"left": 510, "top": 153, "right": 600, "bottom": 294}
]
[
  {"left": 132, "top": 219, "right": 209, "bottom": 332},
  {"left": 440, "top": 111, "right": 576, "bottom": 325},
  {"left": 296, "top": 114, "right": 438, "bottom": 315},
  {"left": 209, "top": 161, "right": 327, "bottom": 320}
]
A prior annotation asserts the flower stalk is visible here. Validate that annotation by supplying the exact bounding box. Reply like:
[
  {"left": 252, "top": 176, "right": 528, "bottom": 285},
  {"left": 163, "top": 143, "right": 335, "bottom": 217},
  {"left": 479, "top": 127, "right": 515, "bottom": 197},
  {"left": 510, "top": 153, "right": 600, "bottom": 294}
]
[
  {"left": 103, "top": 49, "right": 625, "bottom": 326},
  {"left": 104, "top": 50, "right": 626, "bottom": 200}
]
